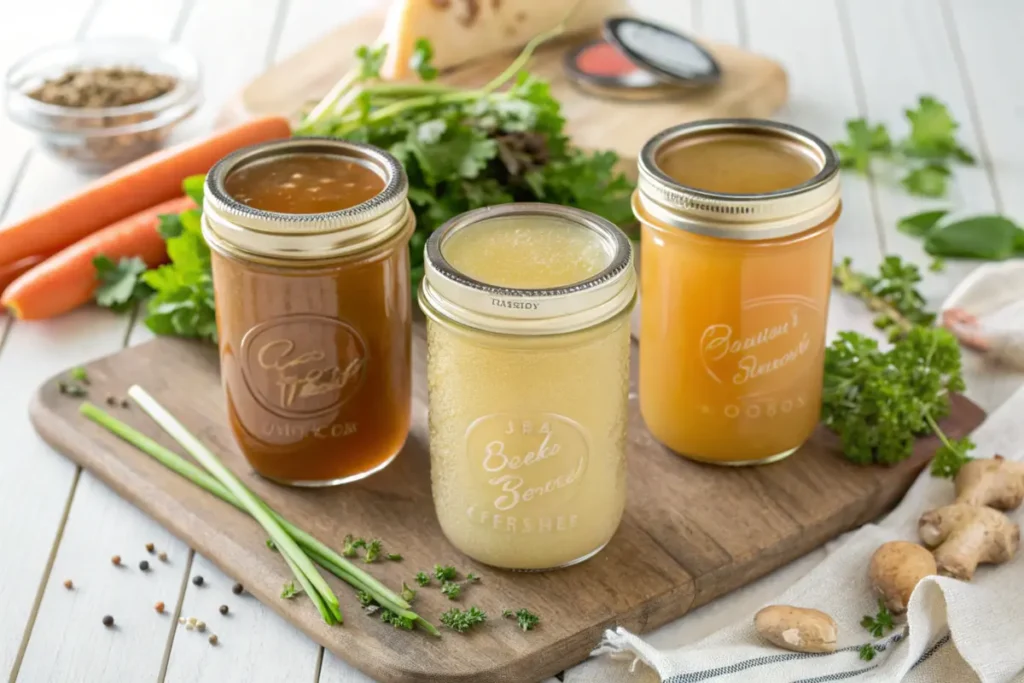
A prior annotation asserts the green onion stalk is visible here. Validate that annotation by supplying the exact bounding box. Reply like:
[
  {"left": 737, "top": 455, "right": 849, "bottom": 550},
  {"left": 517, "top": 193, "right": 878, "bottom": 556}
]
[{"left": 79, "top": 395, "right": 437, "bottom": 635}]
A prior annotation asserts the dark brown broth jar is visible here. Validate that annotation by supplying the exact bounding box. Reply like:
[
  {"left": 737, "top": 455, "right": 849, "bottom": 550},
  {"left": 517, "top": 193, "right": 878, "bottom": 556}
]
[{"left": 203, "top": 138, "right": 413, "bottom": 486}]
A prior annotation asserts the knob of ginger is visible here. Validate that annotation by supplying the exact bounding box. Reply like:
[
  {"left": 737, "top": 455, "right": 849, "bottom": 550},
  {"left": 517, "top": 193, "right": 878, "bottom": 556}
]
[
  {"left": 918, "top": 504, "right": 1020, "bottom": 580},
  {"left": 754, "top": 605, "right": 838, "bottom": 654},
  {"left": 955, "top": 456, "right": 1024, "bottom": 510}
]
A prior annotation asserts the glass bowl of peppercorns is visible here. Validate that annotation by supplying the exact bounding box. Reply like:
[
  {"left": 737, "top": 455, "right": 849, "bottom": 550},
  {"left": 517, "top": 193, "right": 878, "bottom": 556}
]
[{"left": 4, "top": 37, "right": 201, "bottom": 173}]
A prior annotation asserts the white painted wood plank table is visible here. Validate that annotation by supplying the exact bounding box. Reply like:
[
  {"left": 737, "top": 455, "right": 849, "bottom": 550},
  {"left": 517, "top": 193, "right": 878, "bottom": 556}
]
[{"left": 1, "top": 1, "right": 1021, "bottom": 682}]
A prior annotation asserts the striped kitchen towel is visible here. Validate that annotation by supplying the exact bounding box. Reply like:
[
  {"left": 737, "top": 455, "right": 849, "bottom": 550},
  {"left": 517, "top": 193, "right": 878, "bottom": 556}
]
[{"left": 590, "top": 378, "right": 1024, "bottom": 683}]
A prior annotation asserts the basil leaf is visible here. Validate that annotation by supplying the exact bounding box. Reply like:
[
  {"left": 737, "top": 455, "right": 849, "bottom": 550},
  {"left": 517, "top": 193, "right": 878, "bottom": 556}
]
[
  {"left": 897, "top": 209, "right": 949, "bottom": 237},
  {"left": 924, "top": 215, "right": 1022, "bottom": 259}
]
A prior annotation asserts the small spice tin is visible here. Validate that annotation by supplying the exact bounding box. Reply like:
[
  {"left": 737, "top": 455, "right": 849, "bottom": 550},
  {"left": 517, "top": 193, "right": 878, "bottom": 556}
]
[
  {"left": 419, "top": 204, "right": 636, "bottom": 570},
  {"left": 564, "top": 17, "right": 720, "bottom": 101},
  {"left": 634, "top": 119, "right": 841, "bottom": 466}
]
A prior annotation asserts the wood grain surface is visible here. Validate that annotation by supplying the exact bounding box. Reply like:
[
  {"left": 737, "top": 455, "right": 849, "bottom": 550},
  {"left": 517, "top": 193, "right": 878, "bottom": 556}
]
[
  {"left": 219, "top": 9, "right": 789, "bottom": 163},
  {"left": 29, "top": 328, "right": 984, "bottom": 683}
]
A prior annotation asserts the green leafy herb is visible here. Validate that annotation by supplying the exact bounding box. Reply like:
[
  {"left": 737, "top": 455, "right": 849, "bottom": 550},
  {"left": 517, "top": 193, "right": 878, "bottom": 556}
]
[
  {"left": 363, "top": 538, "right": 383, "bottom": 563},
  {"left": 342, "top": 535, "right": 365, "bottom": 558},
  {"left": 182, "top": 174, "right": 206, "bottom": 205},
  {"left": 924, "top": 215, "right": 1023, "bottom": 260},
  {"left": 834, "top": 96, "right": 973, "bottom": 199},
  {"left": 441, "top": 581, "right": 461, "bottom": 600},
  {"left": 387, "top": 553, "right": 403, "bottom": 562},
  {"left": 94, "top": 255, "right": 153, "bottom": 312},
  {"left": 381, "top": 608, "right": 415, "bottom": 630},
  {"left": 400, "top": 582, "right": 417, "bottom": 603},
  {"left": 822, "top": 326, "right": 964, "bottom": 466},
  {"left": 900, "top": 162, "right": 950, "bottom": 198},
  {"left": 70, "top": 367, "right": 89, "bottom": 383},
  {"left": 859, "top": 643, "right": 877, "bottom": 662},
  {"left": 57, "top": 381, "right": 87, "bottom": 398},
  {"left": 434, "top": 564, "right": 457, "bottom": 582},
  {"left": 861, "top": 600, "right": 895, "bottom": 638},
  {"left": 141, "top": 182, "right": 217, "bottom": 343},
  {"left": 930, "top": 433, "right": 974, "bottom": 478},
  {"left": 355, "top": 44, "right": 388, "bottom": 81},
  {"left": 833, "top": 256, "right": 933, "bottom": 341},
  {"left": 464, "top": 573, "right": 480, "bottom": 583},
  {"left": 902, "top": 96, "right": 975, "bottom": 163},
  {"left": 356, "top": 590, "right": 375, "bottom": 607},
  {"left": 834, "top": 118, "right": 892, "bottom": 172},
  {"left": 281, "top": 581, "right": 302, "bottom": 599},
  {"left": 409, "top": 38, "right": 438, "bottom": 81},
  {"left": 929, "top": 257, "right": 946, "bottom": 272},
  {"left": 440, "top": 606, "right": 487, "bottom": 633},
  {"left": 897, "top": 209, "right": 950, "bottom": 237},
  {"left": 415, "top": 571, "right": 431, "bottom": 587},
  {"left": 502, "top": 608, "right": 540, "bottom": 632}
]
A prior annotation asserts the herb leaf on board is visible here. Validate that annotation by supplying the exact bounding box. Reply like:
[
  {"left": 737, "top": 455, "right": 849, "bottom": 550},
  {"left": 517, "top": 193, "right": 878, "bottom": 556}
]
[
  {"left": 924, "top": 215, "right": 1023, "bottom": 260},
  {"left": 94, "top": 255, "right": 153, "bottom": 312}
]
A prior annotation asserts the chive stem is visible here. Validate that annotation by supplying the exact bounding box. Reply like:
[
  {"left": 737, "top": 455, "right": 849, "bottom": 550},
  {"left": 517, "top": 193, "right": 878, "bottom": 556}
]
[
  {"left": 78, "top": 401, "right": 436, "bottom": 634},
  {"left": 125, "top": 386, "right": 343, "bottom": 624}
]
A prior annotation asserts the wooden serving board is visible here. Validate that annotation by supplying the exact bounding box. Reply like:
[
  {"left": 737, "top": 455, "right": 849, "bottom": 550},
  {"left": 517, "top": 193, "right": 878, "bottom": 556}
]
[
  {"left": 220, "top": 9, "right": 789, "bottom": 163},
  {"left": 31, "top": 330, "right": 983, "bottom": 683}
]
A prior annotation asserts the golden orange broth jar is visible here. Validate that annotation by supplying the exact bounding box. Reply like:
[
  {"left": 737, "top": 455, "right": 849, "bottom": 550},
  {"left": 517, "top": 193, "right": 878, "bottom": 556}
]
[
  {"left": 203, "top": 138, "right": 413, "bottom": 486},
  {"left": 634, "top": 120, "right": 841, "bottom": 465}
]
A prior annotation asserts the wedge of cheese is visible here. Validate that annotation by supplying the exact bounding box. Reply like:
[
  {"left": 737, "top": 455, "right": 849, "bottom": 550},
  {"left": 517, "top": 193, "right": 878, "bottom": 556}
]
[{"left": 379, "top": 0, "right": 628, "bottom": 80}]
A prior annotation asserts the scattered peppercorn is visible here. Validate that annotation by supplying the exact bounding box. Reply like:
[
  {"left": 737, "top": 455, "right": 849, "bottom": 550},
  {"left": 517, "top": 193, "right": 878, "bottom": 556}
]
[
  {"left": 155, "top": 601, "right": 165, "bottom": 614},
  {"left": 185, "top": 622, "right": 195, "bottom": 631},
  {"left": 196, "top": 620, "right": 206, "bottom": 632},
  {"left": 105, "top": 395, "right": 117, "bottom": 406},
  {"left": 158, "top": 551, "right": 168, "bottom": 562},
  {"left": 120, "top": 398, "right": 130, "bottom": 409},
  {"left": 192, "top": 575, "right": 204, "bottom": 586},
  {"left": 145, "top": 543, "right": 155, "bottom": 553},
  {"left": 208, "top": 634, "right": 218, "bottom": 646},
  {"left": 102, "top": 615, "right": 114, "bottom": 627},
  {"left": 139, "top": 560, "right": 150, "bottom": 571},
  {"left": 63, "top": 579, "right": 73, "bottom": 590},
  {"left": 232, "top": 583, "right": 244, "bottom": 595},
  {"left": 187, "top": 617, "right": 197, "bottom": 626},
  {"left": 219, "top": 605, "right": 229, "bottom": 615},
  {"left": 111, "top": 555, "right": 122, "bottom": 566}
]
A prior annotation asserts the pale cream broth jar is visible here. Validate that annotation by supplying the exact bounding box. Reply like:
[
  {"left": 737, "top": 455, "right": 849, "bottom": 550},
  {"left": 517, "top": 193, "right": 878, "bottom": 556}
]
[{"left": 418, "top": 204, "right": 636, "bottom": 570}]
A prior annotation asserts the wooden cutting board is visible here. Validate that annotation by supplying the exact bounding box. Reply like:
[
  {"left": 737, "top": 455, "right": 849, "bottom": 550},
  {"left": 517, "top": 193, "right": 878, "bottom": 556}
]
[
  {"left": 220, "top": 9, "right": 789, "bottom": 162},
  {"left": 31, "top": 329, "right": 984, "bottom": 683}
]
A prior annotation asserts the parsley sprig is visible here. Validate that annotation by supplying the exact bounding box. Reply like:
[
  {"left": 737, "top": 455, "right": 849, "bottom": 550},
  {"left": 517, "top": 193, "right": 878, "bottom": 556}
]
[
  {"left": 835, "top": 95, "right": 974, "bottom": 198},
  {"left": 832, "top": 256, "right": 933, "bottom": 341},
  {"left": 503, "top": 608, "right": 540, "bottom": 632},
  {"left": 861, "top": 600, "right": 895, "bottom": 638},
  {"left": 439, "top": 606, "right": 487, "bottom": 633}
]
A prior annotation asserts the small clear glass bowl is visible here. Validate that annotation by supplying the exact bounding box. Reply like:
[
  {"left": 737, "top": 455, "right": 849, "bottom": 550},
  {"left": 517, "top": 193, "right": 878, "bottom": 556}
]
[{"left": 4, "top": 38, "right": 201, "bottom": 173}]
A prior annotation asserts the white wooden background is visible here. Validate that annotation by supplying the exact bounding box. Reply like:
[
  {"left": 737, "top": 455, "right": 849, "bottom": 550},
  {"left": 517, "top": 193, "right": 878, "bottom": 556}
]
[{"left": 1, "top": 1, "right": 1021, "bottom": 682}]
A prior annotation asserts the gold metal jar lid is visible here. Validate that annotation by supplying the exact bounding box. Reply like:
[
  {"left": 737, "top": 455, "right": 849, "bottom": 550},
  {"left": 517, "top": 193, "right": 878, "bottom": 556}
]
[
  {"left": 419, "top": 204, "right": 636, "bottom": 336},
  {"left": 203, "top": 137, "right": 411, "bottom": 261},
  {"left": 636, "top": 119, "right": 841, "bottom": 240}
]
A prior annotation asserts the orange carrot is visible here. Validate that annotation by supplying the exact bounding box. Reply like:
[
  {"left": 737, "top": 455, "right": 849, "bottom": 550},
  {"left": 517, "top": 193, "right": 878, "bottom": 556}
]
[
  {"left": 0, "top": 254, "right": 51, "bottom": 298},
  {"left": 0, "top": 116, "right": 290, "bottom": 267},
  {"left": 2, "top": 196, "right": 195, "bottom": 320}
]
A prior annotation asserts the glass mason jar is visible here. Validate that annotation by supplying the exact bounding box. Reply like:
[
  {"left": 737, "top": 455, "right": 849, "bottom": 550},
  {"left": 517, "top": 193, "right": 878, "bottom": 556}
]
[
  {"left": 418, "top": 204, "right": 637, "bottom": 570},
  {"left": 634, "top": 119, "right": 841, "bottom": 466},
  {"left": 203, "top": 138, "right": 414, "bottom": 486}
]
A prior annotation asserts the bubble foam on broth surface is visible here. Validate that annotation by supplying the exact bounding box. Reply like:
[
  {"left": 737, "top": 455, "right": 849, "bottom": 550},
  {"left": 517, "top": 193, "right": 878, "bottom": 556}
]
[{"left": 442, "top": 216, "right": 612, "bottom": 289}]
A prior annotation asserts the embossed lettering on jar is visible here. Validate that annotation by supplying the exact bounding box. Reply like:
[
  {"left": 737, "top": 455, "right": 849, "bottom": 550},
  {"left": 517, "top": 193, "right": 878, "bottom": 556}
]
[
  {"left": 634, "top": 119, "right": 841, "bottom": 465},
  {"left": 203, "top": 138, "right": 413, "bottom": 486},
  {"left": 419, "top": 204, "right": 636, "bottom": 570}
]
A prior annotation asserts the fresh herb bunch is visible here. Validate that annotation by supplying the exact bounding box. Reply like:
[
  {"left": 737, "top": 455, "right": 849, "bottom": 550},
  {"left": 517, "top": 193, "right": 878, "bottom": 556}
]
[
  {"left": 833, "top": 256, "right": 934, "bottom": 341},
  {"left": 834, "top": 95, "right": 974, "bottom": 197},
  {"left": 298, "top": 35, "right": 634, "bottom": 290},
  {"left": 822, "top": 325, "right": 966, "bottom": 466},
  {"left": 503, "top": 608, "right": 540, "bottom": 632},
  {"left": 860, "top": 600, "right": 895, "bottom": 638}
]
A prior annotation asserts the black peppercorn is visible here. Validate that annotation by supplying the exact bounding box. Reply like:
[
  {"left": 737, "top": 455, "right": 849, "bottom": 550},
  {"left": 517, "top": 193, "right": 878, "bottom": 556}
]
[
  {"left": 139, "top": 560, "right": 150, "bottom": 571},
  {"left": 232, "top": 582, "right": 243, "bottom": 595},
  {"left": 219, "top": 604, "right": 229, "bottom": 615},
  {"left": 102, "top": 615, "right": 114, "bottom": 627},
  {"left": 192, "top": 575, "right": 204, "bottom": 586}
]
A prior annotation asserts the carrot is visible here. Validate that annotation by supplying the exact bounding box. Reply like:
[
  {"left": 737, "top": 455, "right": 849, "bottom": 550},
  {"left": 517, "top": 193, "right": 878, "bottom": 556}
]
[
  {"left": 0, "top": 254, "right": 50, "bottom": 298},
  {"left": 0, "top": 115, "right": 291, "bottom": 267},
  {"left": 2, "top": 196, "right": 195, "bottom": 320}
]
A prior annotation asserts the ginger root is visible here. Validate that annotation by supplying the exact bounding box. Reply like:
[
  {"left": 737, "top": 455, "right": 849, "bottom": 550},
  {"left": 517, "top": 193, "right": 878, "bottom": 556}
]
[
  {"left": 918, "top": 504, "right": 1020, "bottom": 580},
  {"left": 955, "top": 456, "right": 1024, "bottom": 510},
  {"left": 754, "top": 605, "right": 838, "bottom": 654},
  {"left": 869, "top": 541, "right": 936, "bottom": 615}
]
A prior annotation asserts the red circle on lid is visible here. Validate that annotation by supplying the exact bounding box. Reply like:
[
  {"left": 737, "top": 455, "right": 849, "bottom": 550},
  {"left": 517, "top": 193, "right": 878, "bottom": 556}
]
[{"left": 574, "top": 41, "right": 639, "bottom": 78}]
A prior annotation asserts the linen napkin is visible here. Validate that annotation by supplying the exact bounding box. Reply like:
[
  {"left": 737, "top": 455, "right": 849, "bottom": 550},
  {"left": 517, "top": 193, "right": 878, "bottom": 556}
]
[{"left": 585, "top": 266, "right": 1024, "bottom": 683}]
